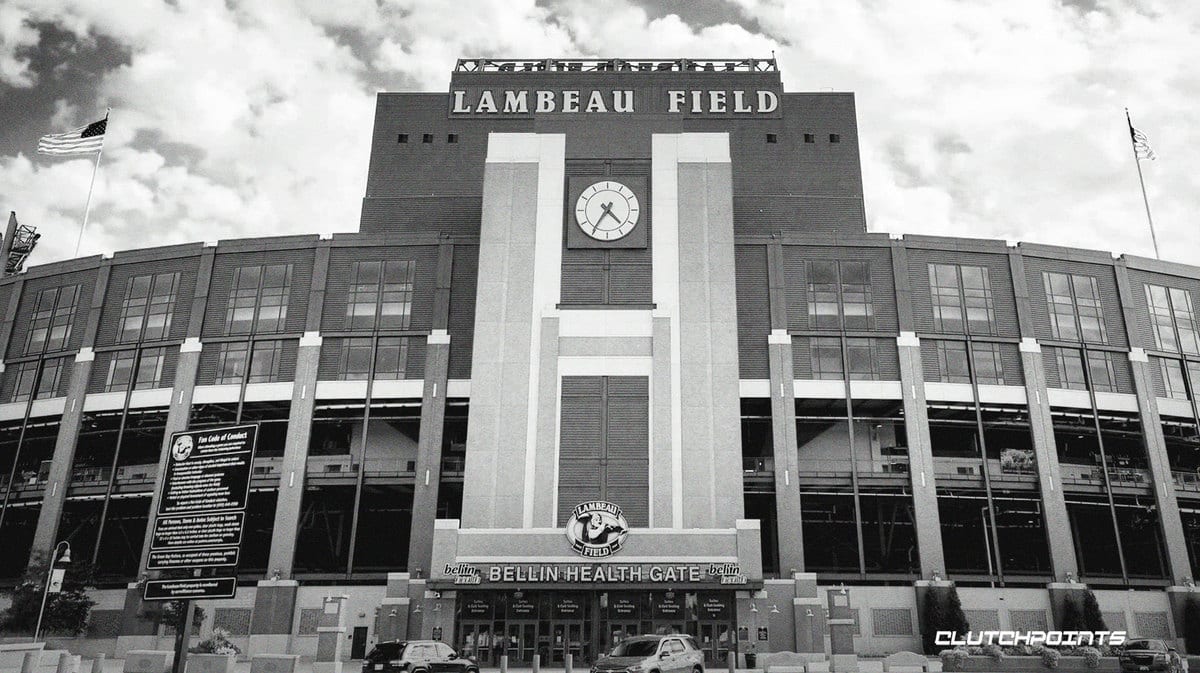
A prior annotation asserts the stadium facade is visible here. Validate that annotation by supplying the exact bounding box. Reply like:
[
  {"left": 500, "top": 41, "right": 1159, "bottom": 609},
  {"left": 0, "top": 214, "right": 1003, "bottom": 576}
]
[{"left": 2, "top": 58, "right": 1200, "bottom": 659}]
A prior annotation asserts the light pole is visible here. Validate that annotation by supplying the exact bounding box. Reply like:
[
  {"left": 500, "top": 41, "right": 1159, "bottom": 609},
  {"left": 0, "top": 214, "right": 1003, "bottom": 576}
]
[{"left": 33, "top": 541, "right": 71, "bottom": 642}]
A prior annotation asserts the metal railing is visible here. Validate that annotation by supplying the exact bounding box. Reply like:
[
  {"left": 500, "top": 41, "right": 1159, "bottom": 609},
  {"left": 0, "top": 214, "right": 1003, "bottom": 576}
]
[{"left": 454, "top": 58, "right": 777, "bottom": 73}]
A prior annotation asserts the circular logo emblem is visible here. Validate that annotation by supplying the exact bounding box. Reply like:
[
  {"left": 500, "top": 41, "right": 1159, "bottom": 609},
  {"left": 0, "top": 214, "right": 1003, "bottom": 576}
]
[
  {"left": 171, "top": 435, "right": 194, "bottom": 462},
  {"left": 565, "top": 501, "right": 629, "bottom": 558},
  {"left": 574, "top": 181, "right": 640, "bottom": 241}
]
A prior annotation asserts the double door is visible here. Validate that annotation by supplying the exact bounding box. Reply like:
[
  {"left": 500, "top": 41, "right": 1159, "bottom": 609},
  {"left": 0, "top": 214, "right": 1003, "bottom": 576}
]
[
  {"left": 459, "top": 622, "right": 495, "bottom": 666},
  {"left": 506, "top": 621, "right": 538, "bottom": 665},
  {"left": 548, "top": 621, "right": 585, "bottom": 664},
  {"left": 694, "top": 622, "right": 734, "bottom": 664}
]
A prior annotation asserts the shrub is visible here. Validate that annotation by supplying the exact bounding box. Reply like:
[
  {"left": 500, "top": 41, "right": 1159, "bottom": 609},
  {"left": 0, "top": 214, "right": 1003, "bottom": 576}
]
[
  {"left": 940, "top": 648, "right": 970, "bottom": 671},
  {"left": 1080, "top": 647, "right": 1101, "bottom": 669},
  {"left": 1080, "top": 591, "right": 1107, "bottom": 634},
  {"left": 1185, "top": 594, "right": 1200, "bottom": 654},
  {"left": 1060, "top": 597, "right": 1083, "bottom": 632},
  {"left": 1041, "top": 648, "right": 1061, "bottom": 669},
  {"left": 0, "top": 552, "right": 96, "bottom": 636},
  {"left": 190, "top": 628, "right": 241, "bottom": 656},
  {"left": 984, "top": 644, "right": 1005, "bottom": 663},
  {"left": 921, "top": 585, "right": 971, "bottom": 654}
]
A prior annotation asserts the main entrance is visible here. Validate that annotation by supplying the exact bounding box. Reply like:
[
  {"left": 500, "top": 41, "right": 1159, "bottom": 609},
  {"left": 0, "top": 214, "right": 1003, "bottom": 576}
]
[{"left": 454, "top": 590, "right": 737, "bottom": 667}]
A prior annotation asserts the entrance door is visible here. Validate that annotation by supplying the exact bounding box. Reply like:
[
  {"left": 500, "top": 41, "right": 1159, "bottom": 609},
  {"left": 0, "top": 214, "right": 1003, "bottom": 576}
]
[
  {"left": 351, "top": 626, "right": 369, "bottom": 659},
  {"left": 506, "top": 621, "right": 537, "bottom": 664},
  {"left": 696, "top": 622, "right": 733, "bottom": 664},
  {"left": 459, "top": 622, "right": 493, "bottom": 665},
  {"left": 605, "top": 621, "right": 639, "bottom": 653}
]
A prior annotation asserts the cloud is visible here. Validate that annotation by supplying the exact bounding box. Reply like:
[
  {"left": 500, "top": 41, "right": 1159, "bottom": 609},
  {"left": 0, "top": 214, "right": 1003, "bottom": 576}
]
[{"left": 0, "top": 0, "right": 1197, "bottom": 268}]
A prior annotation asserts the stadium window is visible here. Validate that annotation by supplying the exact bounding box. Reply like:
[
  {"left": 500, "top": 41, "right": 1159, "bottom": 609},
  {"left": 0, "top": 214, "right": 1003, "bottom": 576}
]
[
  {"left": 806, "top": 260, "right": 874, "bottom": 330},
  {"left": 971, "top": 342, "right": 1006, "bottom": 385},
  {"left": 10, "top": 357, "right": 68, "bottom": 402},
  {"left": 1054, "top": 347, "right": 1117, "bottom": 392},
  {"left": 346, "top": 260, "right": 415, "bottom": 330},
  {"left": 929, "top": 263, "right": 995, "bottom": 335},
  {"left": 340, "top": 338, "right": 373, "bottom": 380},
  {"left": 1043, "top": 272, "right": 1107, "bottom": 343},
  {"left": 810, "top": 337, "right": 843, "bottom": 380},
  {"left": 397, "top": 133, "right": 408, "bottom": 144},
  {"left": 830, "top": 133, "right": 841, "bottom": 143},
  {"left": 845, "top": 338, "right": 878, "bottom": 380},
  {"left": 422, "top": 133, "right": 434, "bottom": 143},
  {"left": 108, "top": 347, "right": 167, "bottom": 392},
  {"left": 224, "top": 264, "right": 292, "bottom": 335},
  {"left": 766, "top": 133, "right": 778, "bottom": 144},
  {"left": 1145, "top": 284, "right": 1200, "bottom": 355},
  {"left": 447, "top": 133, "right": 459, "bottom": 143},
  {"left": 35, "top": 357, "right": 66, "bottom": 400},
  {"left": 25, "top": 285, "right": 80, "bottom": 354},
  {"left": 248, "top": 340, "right": 285, "bottom": 383},
  {"left": 118, "top": 272, "right": 180, "bottom": 343},
  {"left": 803, "top": 133, "right": 815, "bottom": 144},
  {"left": 935, "top": 341, "right": 971, "bottom": 383},
  {"left": 215, "top": 342, "right": 250, "bottom": 385},
  {"left": 1160, "top": 358, "right": 1189, "bottom": 400},
  {"left": 374, "top": 337, "right": 410, "bottom": 379}
]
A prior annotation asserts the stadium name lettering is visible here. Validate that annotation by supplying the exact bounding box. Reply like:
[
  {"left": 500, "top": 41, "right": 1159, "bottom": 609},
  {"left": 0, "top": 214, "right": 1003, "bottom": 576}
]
[{"left": 450, "top": 89, "right": 778, "bottom": 114}]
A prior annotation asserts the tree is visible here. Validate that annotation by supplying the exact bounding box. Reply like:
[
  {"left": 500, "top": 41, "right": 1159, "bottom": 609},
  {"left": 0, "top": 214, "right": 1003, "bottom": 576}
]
[
  {"left": 1060, "top": 597, "right": 1083, "bottom": 631},
  {"left": 1184, "top": 596, "right": 1200, "bottom": 654},
  {"left": 922, "top": 585, "right": 971, "bottom": 655},
  {"left": 1080, "top": 590, "right": 1107, "bottom": 634},
  {"left": 0, "top": 552, "right": 96, "bottom": 637}
]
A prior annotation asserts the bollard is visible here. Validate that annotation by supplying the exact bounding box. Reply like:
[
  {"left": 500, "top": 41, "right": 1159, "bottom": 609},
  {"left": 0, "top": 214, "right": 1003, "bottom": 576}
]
[
  {"left": 500, "top": 656, "right": 508, "bottom": 673},
  {"left": 91, "top": 654, "right": 106, "bottom": 673},
  {"left": 532, "top": 654, "right": 540, "bottom": 673},
  {"left": 565, "top": 654, "right": 573, "bottom": 673},
  {"left": 727, "top": 650, "right": 735, "bottom": 673},
  {"left": 22, "top": 652, "right": 37, "bottom": 673}
]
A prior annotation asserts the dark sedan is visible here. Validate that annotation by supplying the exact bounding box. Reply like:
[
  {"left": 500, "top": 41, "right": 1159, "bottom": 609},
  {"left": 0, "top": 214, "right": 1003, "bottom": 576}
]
[
  {"left": 1119, "top": 639, "right": 1181, "bottom": 673},
  {"left": 362, "top": 641, "right": 479, "bottom": 673}
]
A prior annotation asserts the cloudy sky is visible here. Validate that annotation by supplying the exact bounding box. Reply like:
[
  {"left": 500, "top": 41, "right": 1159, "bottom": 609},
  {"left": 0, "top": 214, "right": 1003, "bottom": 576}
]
[{"left": 0, "top": 0, "right": 1196, "bottom": 267}]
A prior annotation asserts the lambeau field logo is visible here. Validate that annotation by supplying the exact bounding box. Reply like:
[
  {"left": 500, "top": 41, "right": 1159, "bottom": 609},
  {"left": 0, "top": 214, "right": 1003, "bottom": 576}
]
[{"left": 565, "top": 501, "right": 629, "bottom": 558}]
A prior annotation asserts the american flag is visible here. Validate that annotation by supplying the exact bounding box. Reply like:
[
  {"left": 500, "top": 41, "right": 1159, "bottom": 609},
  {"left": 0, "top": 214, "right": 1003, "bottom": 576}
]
[
  {"left": 37, "top": 117, "right": 107, "bottom": 156},
  {"left": 1130, "top": 125, "right": 1157, "bottom": 161}
]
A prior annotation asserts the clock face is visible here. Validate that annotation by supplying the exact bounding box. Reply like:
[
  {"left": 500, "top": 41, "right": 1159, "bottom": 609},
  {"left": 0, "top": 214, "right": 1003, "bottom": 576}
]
[{"left": 574, "top": 181, "right": 640, "bottom": 241}]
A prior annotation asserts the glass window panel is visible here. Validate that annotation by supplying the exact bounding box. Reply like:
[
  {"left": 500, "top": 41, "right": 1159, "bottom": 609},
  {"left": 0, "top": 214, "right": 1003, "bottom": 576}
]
[
  {"left": 845, "top": 338, "right": 876, "bottom": 381},
  {"left": 936, "top": 341, "right": 971, "bottom": 383},
  {"left": 1055, "top": 348, "right": 1087, "bottom": 390},
  {"left": 971, "top": 343, "right": 1005, "bottom": 385},
  {"left": 374, "top": 338, "right": 409, "bottom": 380},
  {"left": 249, "top": 341, "right": 283, "bottom": 384},
  {"left": 1146, "top": 284, "right": 1178, "bottom": 351},
  {"left": 341, "top": 338, "right": 373, "bottom": 380},
  {"left": 216, "top": 342, "right": 249, "bottom": 385},
  {"left": 1161, "top": 359, "right": 1189, "bottom": 400},
  {"left": 810, "top": 337, "right": 843, "bottom": 380},
  {"left": 106, "top": 350, "right": 137, "bottom": 392}
]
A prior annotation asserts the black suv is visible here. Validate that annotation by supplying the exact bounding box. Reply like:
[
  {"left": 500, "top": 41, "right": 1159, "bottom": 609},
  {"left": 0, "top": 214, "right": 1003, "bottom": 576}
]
[
  {"left": 1119, "top": 639, "right": 1183, "bottom": 673},
  {"left": 362, "top": 641, "right": 479, "bottom": 673}
]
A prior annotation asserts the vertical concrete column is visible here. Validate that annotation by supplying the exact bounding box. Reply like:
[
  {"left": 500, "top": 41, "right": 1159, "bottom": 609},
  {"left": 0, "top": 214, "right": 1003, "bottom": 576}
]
[
  {"left": 408, "top": 331, "right": 451, "bottom": 572},
  {"left": 461, "top": 133, "right": 564, "bottom": 529},
  {"left": 1008, "top": 252, "right": 1079, "bottom": 581},
  {"left": 666, "top": 132, "right": 744, "bottom": 527},
  {"left": 1129, "top": 347, "right": 1192, "bottom": 583},
  {"left": 378, "top": 573, "right": 412, "bottom": 642},
  {"left": 29, "top": 351, "right": 93, "bottom": 557},
  {"left": 790, "top": 573, "right": 824, "bottom": 655},
  {"left": 650, "top": 316, "right": 674, "bottom": 527},
  {"left": 1018, "top": 340, "right": 1080, "bottom": 580},
  {"left": 263, "top": 332, "right": 321, "bottom": 579},
  {"left": 120, "top": 339, "right": 203, "bottom": 648},
  {"left": 30, "top": 261, "right": 109, "bottom": 561},
  {"left": 897, "top": 334, "right": 946, "bottom": 578},
  {"left": 767, "top": 330, "right": 804, "bottom": 573},
  {"left": 530, "top": 317, "right": 560, "bottom": 526}
]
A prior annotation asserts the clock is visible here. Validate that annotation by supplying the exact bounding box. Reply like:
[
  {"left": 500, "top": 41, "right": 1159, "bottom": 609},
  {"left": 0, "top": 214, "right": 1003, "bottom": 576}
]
[{"left": 574, "top": 181, "right": 640, "bottom": 241}]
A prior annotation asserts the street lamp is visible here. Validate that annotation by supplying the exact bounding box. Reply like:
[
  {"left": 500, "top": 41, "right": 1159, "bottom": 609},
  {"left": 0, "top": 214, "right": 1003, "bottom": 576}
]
[{"left": 34, "top": 541, "right": 71, "bottom": 642}]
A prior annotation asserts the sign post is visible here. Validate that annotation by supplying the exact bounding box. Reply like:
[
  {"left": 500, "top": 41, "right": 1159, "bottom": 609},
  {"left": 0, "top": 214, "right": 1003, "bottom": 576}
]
[{"left": 141, "top": 424, "right": 258, "bottom": 673}]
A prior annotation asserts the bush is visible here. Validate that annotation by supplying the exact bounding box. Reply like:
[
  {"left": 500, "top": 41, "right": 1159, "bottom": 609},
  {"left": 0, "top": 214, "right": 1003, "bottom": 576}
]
[
  {"left": 984, "top": 644, "right": 1005, "bottom": 663},
  {"left": 1080, "top": 647, "right": 1102, "bottom": 669},
  {"left": 190, "top": 628, "right": 241, "bottom": 656},
  {"left": 1185, "top": 595, "right": 1200, "bottom": 654},
  {"left": 1080, "top": 591, "right": 1107, "bottom": 633},
  {"left": 940, "top": 648, "right": 970, "bottom": 671},
  {"left": 0, "top": 552, "right": 96, "bottom": 636},
  {"left": 1060, "top": 597, "right": 1083, "bottom": 632},
  {"left": 1041, "top": 648, "right": 1062, "bottom": 669},
  {"left": 921, "top": 585, "right": 971, "bottom": 654}
]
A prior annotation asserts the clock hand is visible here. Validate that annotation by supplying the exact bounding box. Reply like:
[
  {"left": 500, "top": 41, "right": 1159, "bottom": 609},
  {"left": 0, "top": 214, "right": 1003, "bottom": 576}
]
[{"left": 598, "top": 201, "right": 620, "bottom": 225}]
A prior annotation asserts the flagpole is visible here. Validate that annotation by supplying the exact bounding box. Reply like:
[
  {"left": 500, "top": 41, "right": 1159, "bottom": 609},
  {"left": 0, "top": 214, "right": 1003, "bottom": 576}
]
[
  {"left": 1125, "top": 107, "right": 1160, "bottom": 260},
  {"left": 73, "top": 108, "right": 109, "bottom": 257}
]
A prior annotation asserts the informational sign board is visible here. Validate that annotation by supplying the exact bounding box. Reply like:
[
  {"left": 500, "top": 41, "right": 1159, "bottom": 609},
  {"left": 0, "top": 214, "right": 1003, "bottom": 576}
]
[
  {"left": 144, "top": 577, "right": 238, "bottom": 601},
  {"left": 143, "top": 424, "right": 257, "bottom": 601}
]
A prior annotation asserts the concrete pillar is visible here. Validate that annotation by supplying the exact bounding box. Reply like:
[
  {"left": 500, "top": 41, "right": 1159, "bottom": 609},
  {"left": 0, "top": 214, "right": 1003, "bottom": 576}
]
[
  {"left": 897, "top": 334, "right": 946, "bottom": 578},
  {"left": 28, "top": 350, "right": 93, "bottom": 559},
  {"left": 1129, "top": 348, "right": 1192, "bottom": 584},
  {"left": 408, "top": 332, "right": 451, "bottom": 575},
  {"left": 265, "top": 332, "right": 322, "bottom": 579},
  {"left": 670, "top": 133, "right": 744, "bottom": 527},
  {"left": 119, "top": 341, "right": 203, "bottom": 648},
  {"left": 1018, "top": 340, "right": 1080, "bottom": 581},
  {"left": 768, "top": 331, "right": 804, "bottom": 573},
  {"left": 461, "top": 133, "right": 564, "bottom": 529}
]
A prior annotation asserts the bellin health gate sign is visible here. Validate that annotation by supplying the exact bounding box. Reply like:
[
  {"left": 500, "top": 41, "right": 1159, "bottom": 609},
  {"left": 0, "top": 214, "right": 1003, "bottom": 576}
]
[{"left": 143, "top": 424, "right": 258, "bottom": 600}]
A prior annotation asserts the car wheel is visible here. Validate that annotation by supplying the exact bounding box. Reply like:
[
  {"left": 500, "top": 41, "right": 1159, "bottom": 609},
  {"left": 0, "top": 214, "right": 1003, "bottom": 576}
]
[{"left": 693, "top": 666, "right": 704, "bottom": 673}]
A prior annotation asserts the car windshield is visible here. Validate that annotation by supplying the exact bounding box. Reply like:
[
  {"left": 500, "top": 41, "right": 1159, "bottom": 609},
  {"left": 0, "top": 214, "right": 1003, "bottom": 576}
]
[
  {"left": 610, "top": 640, "right": 660, "bottom": 657},
  {"left": 1125, "top": 640, "right": 1167, "bottom": 651}
]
